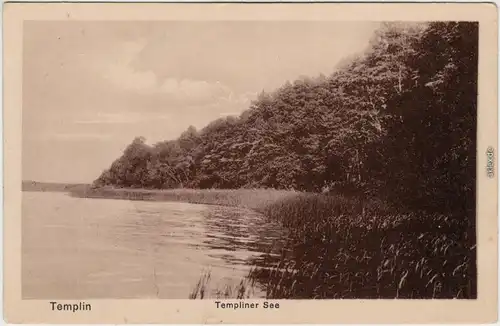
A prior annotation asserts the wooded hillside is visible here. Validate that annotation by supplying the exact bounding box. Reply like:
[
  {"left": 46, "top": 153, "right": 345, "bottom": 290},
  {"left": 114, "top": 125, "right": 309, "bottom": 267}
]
[{"left": 94, "top": 22, "right": 478, "bottom": 215}]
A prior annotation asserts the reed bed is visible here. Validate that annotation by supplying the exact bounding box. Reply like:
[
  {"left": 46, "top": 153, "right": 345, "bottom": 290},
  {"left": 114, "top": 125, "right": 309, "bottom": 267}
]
[
  {"left": 190, "top": 193, "right": 475, "bottom": 299},
  {"left": 251, "top": 193, "right": 476, "bottom": 299},
  {"left": 71, "top": 186, "right": 298, "bottom": 211},
  {"left": 189, "top": 269, "right": 257, "bottom": 299}
]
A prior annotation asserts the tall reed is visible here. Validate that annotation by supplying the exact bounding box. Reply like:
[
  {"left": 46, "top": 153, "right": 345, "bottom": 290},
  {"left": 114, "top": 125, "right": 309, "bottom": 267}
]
[{"left": 191, "top": 193, "right": 475, "bottom": 299}]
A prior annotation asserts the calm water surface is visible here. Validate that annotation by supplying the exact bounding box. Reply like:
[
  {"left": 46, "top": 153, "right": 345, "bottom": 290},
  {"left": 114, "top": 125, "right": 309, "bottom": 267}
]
[{"left": 22, "top": 192, "right": 285, "bottom": 299}]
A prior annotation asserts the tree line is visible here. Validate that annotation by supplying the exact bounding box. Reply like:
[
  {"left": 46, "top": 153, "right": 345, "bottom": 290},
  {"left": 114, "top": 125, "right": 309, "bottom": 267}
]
[{"left": 94, "top": 22, "right": 477, "bottom": 216}]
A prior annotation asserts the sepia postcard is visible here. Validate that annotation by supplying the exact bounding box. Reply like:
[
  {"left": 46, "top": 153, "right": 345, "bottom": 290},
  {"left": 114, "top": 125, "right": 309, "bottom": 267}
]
[{"left": 3, "top": 1, "right": 499, "bottom": 324}]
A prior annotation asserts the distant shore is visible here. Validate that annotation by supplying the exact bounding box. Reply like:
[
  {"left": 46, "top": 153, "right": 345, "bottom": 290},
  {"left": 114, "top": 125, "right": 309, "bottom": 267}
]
[{"left": 22, "top": 180, "right": 90, "bottom": 193}]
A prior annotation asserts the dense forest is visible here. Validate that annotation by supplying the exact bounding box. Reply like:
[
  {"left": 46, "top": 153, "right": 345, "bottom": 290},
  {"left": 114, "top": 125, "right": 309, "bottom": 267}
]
[{"left": 94, "top": 21, "right": 477, "bottom": 216}]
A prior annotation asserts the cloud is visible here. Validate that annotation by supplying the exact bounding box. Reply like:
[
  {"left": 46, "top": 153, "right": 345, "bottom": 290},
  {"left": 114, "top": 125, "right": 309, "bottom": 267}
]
[
  {"left": 74, "top": 112, "right": 147, "bottom": 125},
  {"left": 105, "top": 64, "right": 158, "bottom": 92},
  {"left": 101, "top": 40, "right": 234, "bottom": 105},
  {"left": 103, "top": 40, "right": 158, "bottom": 93},
  {"left": 160, "top": 79, "right": 232, "bottom": 102},
  {"left": 47, "top": 133, "right": 114, "bottom": 141}
]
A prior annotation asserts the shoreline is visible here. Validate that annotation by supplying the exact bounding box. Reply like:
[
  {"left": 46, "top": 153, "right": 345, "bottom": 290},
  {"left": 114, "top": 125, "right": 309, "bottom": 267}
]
[
  {"left": 23, "top": 183, "right": 476, "bottom": 299},
  {"left": 24, "top": 184, "right": 301, "bottom": 213}
]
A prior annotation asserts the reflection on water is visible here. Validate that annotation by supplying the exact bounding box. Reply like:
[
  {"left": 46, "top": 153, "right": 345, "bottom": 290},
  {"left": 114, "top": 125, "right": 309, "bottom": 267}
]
[
  {"left": 22, "top": 192, "right": 285, "bottom": 299},
  {"left": 202, "top": 207, "right": 285, "bottom": 265}
]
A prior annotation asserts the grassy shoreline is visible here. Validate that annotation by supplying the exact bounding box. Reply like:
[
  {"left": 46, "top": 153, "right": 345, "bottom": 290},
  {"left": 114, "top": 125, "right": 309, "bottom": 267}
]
[{"left": 66, "top": 185, "right": 300, "bottom": 212}]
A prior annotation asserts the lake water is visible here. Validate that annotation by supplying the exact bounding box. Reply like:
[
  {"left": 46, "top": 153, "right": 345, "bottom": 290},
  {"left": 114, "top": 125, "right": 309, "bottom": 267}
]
[{"left": 22, "top": 192, "right": 285, "bottom": 299}]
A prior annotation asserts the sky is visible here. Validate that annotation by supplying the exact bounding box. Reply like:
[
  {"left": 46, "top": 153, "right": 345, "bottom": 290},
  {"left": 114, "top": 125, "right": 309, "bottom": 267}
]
[{"left": 22, "top": 21, "right": 380, "bottom": 183}]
